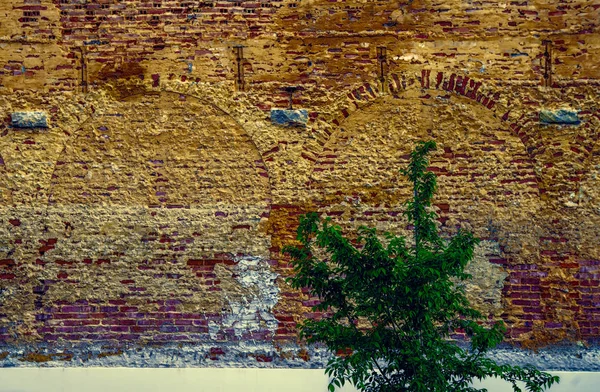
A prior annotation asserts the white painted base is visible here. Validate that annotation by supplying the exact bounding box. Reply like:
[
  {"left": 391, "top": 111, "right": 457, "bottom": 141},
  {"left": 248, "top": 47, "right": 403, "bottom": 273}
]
[{"left": 0, "top": 369, "right": 597, "bottom": 392}]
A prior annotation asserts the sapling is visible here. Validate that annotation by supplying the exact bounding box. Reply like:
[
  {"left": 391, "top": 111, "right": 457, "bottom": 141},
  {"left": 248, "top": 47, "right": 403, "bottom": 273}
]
[{"left": 284, "top": 141, "right": 558, "bottom": 392}]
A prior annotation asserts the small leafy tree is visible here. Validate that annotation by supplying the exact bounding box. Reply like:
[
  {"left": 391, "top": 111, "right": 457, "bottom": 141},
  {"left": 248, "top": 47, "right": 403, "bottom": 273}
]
[{"left": 283, "top": 141, "right": 558, "bottom": 392}]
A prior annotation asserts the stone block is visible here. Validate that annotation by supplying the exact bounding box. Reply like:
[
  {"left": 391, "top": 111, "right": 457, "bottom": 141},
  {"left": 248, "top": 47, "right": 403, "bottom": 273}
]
[
  {"left": 539, "top": 109, "right": 581, "bottom": 125},
  {"left": 11, "top": 112, "right": 48, "bottom": 128},
  {"left": 270, "top": 109, "right": 308, "bottom": 128}
]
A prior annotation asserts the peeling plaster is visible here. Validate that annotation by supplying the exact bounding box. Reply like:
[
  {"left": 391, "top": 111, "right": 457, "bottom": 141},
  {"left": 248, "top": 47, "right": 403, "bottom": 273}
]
[
  {"left": 463, "top": 240, "right": 508, "bottom": 316},
  {"left": 210, "top": 256, "right": 280, "bottom": 341}
]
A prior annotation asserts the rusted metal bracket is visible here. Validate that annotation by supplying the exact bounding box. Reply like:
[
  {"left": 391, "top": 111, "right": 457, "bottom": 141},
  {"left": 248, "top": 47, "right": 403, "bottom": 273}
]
[
  {"left": 78, "top": 46, "right": 88, "bottom": 93},
  {"left": 283, "top": 86, "right": 300, "bottom": 110},
  {"left": 542, "top": 40, "right": 553, "bottom": 87},
  {"left": 233, "top": 45, "right": 251, "bottom": 91},
  {"left": 377, "top": 46, "right": 387, "bottom": 90}
]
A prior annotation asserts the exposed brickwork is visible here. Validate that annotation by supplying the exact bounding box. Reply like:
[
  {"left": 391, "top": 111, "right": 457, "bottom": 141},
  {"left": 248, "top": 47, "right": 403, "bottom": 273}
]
[{"left": 0, "top": 0, "right": 599, "bottom": 367}]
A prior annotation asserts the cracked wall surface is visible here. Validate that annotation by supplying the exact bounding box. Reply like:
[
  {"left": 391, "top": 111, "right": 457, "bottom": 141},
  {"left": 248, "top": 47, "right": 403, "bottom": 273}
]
[{"left": 0, "top": 0, "right": 599, "bottom": 369}]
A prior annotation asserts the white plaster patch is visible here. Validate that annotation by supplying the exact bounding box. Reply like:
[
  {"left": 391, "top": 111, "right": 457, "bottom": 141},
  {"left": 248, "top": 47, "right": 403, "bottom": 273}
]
[
  {"left": 462, "top": 240, "right": 508, "bottom": 316},
  {"left": 393, "top": 53, "right": 425, "bottom": 63},
  {"left": 211, "top": 256, "right": 280, "bottom": 339}
]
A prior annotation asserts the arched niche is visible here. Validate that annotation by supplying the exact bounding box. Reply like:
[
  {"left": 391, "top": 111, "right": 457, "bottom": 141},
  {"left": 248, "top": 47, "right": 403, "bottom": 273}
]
[
  {"left": 49, "top": 92, "right": 270, "bottom": 208},
  {"left": 29, "top": 92, "right": 275, "bottom": 338},
  {"left": 308, "top": 92, "right": 542, "bottom": 316},
  {"left": 310, "top": 93, "right": 539, "bottom": 219}
]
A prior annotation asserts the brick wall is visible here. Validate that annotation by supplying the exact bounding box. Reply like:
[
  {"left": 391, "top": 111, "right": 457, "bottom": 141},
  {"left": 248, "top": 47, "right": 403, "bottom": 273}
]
[{"left": 0, "top": 0, "right": 599, "bottom": 367}]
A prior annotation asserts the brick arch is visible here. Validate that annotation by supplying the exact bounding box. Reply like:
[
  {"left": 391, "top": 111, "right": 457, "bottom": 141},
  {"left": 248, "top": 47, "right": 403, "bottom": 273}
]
[
  {"left": 300, "top": 71, "right": 511, "bottom": 167},
  {"left": 149, "top": 83, "right": 282, "bottom": 175},
  {"left": 304, "top": 73, "right": 600, "bottom": 201},
  {"left": 300, "top": 71, "right": 581, "bottom": 187},
  {"left": 307, "top": 92, "right": 538, "bottom": 205},
  {"left": 42, "top": 87, "right": 274, "bottom": 202},
  {"left": 47, "top": 90, "right": 272, "bottom": 207},
  {"left": 146, "top": 89, "right": 274, "bottom": 185}
]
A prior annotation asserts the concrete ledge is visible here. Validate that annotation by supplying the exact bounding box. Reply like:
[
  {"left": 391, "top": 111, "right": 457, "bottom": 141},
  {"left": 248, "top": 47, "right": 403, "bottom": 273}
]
[
  {"left": 0, "top": 368, "right": 597, "bottom": 392},
  {"left": 2, "top": 342, "right": 600, "bottom": 371}
]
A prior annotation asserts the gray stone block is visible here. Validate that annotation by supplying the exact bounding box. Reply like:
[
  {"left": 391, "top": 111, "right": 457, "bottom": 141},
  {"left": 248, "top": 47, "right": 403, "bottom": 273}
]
[
  {"left": 270, "top": 109, "right": 308, "bottom": 128},
  {"left": 540, "top": 109, "right": 581, "bottom": 125},
  {"left": 11, "top": 112, "right": 48, "bottom": 128}
]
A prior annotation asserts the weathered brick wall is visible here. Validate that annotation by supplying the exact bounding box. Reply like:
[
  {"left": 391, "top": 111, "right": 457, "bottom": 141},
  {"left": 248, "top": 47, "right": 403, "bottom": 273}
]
[{"left": 0, "top": 0, "right": 599, "bottom": 367}]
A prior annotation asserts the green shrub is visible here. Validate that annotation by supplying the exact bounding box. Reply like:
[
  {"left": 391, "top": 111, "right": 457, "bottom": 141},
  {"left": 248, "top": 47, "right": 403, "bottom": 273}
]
[{"left": 284, "top": 141, "right": 559, "bottom": 392}]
